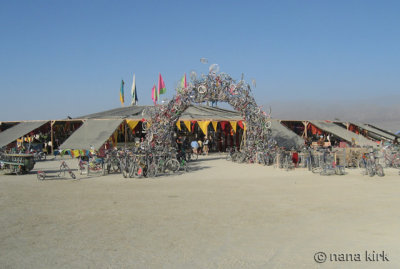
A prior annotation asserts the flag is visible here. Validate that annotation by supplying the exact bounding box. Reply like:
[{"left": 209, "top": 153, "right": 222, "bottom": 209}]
[
  {"left": 119, "top": 80, "right": 125, "bottom": 106},
  {"left": 131, "top": 74, "right": 138, "bottom": 105},
  {"left": 151, "top": 84, "right": 158, "bottom": 104},
  {"left": 180, "top": 73, "right": 187, "bottom": 91},
  {"left": 158, "top": 73, "right": 166, "bottom": 95}
]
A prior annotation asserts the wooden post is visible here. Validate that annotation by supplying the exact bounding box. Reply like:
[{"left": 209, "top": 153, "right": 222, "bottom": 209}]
[
  {"left": 124, "top": 120, "right": 128, "bottom": 148},
  {"left": 302, "top": 121, "right": 309, "bottom": 138}
]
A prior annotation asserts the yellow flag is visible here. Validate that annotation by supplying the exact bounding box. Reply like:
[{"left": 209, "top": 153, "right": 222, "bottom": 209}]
[
  {"left": 229, "top": 121, "right": 237, "bottom": 133},
  {"left": 126, "top": 120, "right": 139, "bottom": 131},
  {"left": 211, "top": 121, "right": 218, "bottom": 132},
  {"left": 197, "top": 121, "right": 210, "bottom": 136},
  {"left": 176, "top": 121, "right": 181, "bottom": 131},
  {"left": 183, "top": 121, "right": 191, "bottom": 132}
]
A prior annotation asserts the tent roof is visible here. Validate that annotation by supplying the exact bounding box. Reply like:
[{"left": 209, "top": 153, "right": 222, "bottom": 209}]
[
  {"left": 351, "top": 122, "right": 397, "bottom": 141},
  {"left": 0, "top": 121, "right": 49, "bottom": 148},
  {"left": 59, "top": 119, "right": 123, "bottom": 150},
  {"left": 178, "top": 105, "right": 242, "bottom": 121},
  {"left": 270, "top": 120, "right": 305, "bottom": 149},
  {"left": 310, "top": 121, "right": 377, "bottom": 147},
  {"left": 77, "top": 104, "right": 243, "bottom": 121},
  {"left": 77, "top": 106, "right": 150, "bottom": 119}
]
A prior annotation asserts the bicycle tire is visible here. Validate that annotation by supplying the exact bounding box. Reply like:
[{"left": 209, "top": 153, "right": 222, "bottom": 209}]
[
  {"left": 312, "top": 167, "right": 321, "bottom": 174},
  {"left": 70, "top": 172, "right": 76, "bottom": 179},
  {"left": 367, "top": 166, "right": 375, "bottom": 177},
  {"left": 198, "top": 85, "right": 207, "bottom": 94},
  {"left": 146, "top": 163, "right": 157, "bottom": 178},
  {"left": 37, "top": 172, "right": 45, "bottom": 180},
  {"left": 376, "top": 164, "right": 384, "bottom": 177},
  {"left": 129, "top": 163, "right": 137, "bottom": 178},
  {"left": 122, "top": 167, "right": 128, "bottom": 178},
  {"left": 166, "top": 159, "right": 180, "bottom": 173}
]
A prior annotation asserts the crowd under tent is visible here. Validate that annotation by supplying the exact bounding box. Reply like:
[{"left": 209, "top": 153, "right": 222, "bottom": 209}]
[
  {"left": 0, "top": 120, "right": 49, "bottom": 149},
  {"left": 308, "top": 121, "right": 377, "bottom": 147}
]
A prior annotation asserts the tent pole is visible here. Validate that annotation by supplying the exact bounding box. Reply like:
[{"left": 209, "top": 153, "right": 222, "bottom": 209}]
[
  {"left": 50, "top": 121, "right": 54, "bottom": 154},
  {"left": 302, "top": 121, "right": 308, "bottom": 138},
  {"left": 124, "top": 120, "right": 128, "bottom": 148}
]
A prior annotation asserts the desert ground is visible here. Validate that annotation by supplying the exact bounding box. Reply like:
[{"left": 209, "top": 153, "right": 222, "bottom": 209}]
[{"left": 1, "top": 154, "right": 399, "bottom": 269}]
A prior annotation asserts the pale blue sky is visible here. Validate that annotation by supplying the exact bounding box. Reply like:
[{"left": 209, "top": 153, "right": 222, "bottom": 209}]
[{"left": 1, "top": 0, "right": 399, "bottom": 121}]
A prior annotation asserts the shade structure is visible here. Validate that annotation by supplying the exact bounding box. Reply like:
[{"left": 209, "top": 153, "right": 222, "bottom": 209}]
[
  {"left": 59, "top": 119, "right": 123, "bottom": 150},
  {"left": 310, "top": 121, "right": 376, "bottom": 147},
  {"left": 270, "top": 120, "right": 305, "bottom": 149},
  {"left": 0, "top": 121, "right": 48, "bottom": 148},
  {"left": 349, "top": 122, "right": 396, "bottom": 141}
]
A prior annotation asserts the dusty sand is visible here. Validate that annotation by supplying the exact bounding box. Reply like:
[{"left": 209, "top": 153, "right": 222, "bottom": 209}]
[{"left": 1, "top": 154, "right": 399, "bottom": 268}]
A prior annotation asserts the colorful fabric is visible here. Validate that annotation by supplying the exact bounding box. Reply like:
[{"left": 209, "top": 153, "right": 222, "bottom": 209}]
[
  {"left": 197, "top": 121, "right": 210, "bottom": 136},
  {"left": 176, "top": 121, "right": 181, "bottom": 131},
  {"left": 183, "top": 121, "right": 191, "bottom": 132},
  {"left": 220, "top": 121, "right": 228, "bottom": 131},
  {"left": 158, "top": 73, "right": 166, "bottom": 94},
  {"left": 180, "top": 73, "right": 187, "bottom": 90},
  {"left": 211, "top": 121, "right": 218, "bottom": 132},
  {"left": 151, "top": 84, "right": 158, "bottom": 104},
  {"left": 238, "top": 121, "right": 244, "bottom": 129},
  {"left": 120, "top": 80, "right": 125, "bottom": 106},
  {"left": 229, "top": 121, "right": 237, "bottom": 133},
  {"left": 126, "top": 120, "right": 139, "bottom": 131}
]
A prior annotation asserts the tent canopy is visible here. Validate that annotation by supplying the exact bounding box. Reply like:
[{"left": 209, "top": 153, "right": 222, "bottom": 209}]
[
  {"left": 59, "top": 119, "right": 123, "bottom": 150},
  {"left": 351, "top": 122, "right": 396, "bottom": 141},
  {"left": 178, "top": 105, "right": 242, "bottom": 121},
  {"left": 270, "top": 120, "right": 305, "bottom": 149},
  {"left": 0, "top": 121, "right": 48, "bottom": 148},
  {"left": 310, "top": 121, "right": 376, "bottom": 147}
]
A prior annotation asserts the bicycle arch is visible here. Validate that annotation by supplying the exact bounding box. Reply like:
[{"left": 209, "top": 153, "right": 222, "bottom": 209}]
[{"left": 144, "top": 67, "right": 272, "bottom": 162}]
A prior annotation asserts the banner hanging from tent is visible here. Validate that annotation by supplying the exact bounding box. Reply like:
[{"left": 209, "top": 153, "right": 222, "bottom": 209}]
[{"left": 197, "top": 121, "right": 210, "bottom": 136}]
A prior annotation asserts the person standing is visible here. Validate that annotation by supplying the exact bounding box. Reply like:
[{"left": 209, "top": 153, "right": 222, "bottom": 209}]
[
  {"left": 203, "top": 137, "right": 210, "bottom": 156},
  {"left": 191, "top": 139, "right": 199, "bottom": 154}
]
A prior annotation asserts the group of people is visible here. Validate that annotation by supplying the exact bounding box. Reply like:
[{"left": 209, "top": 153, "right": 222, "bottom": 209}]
[{"left": 176, "top": 136, "right": 211, "bottom": 156}]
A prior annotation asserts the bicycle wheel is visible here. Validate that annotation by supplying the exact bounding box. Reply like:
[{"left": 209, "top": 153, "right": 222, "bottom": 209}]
[
  {"left": 166, "top": 159, "right": 180, "bottom": 173},
  {"left": 37, "top": 172, "right": 45, "bottom": 180},
  {"left": 358, "top": 159, "right": 366, "bottom": 168},
  {"left": 128, "top": 163, "right": 137, "bottom": 178},
  {"left": 146, "top": 163, "right": 158, "bottom": 178},
  {"left": 312, "top": 167, "right": 321, "bottom": 174},
  {"left": 367, "top": 166, "right": 375, "bottom": 177},
  {"left": 111, "top": 160, "right": 120, "bottom": 173},
  {"left": 335, "top": 166, "right": 345, "bottom": 175},
  {"left": 192, "top": 153, "right": 198, "bottom": 161},
  {"left": 122, "top": 166, "right": 128, "bottom": 178},
  {"left": 376, "top": 164, "right": 384, "bottom": 177},
  {"left": 70, "top": 172, "right": 76, "bottom": 179}
]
